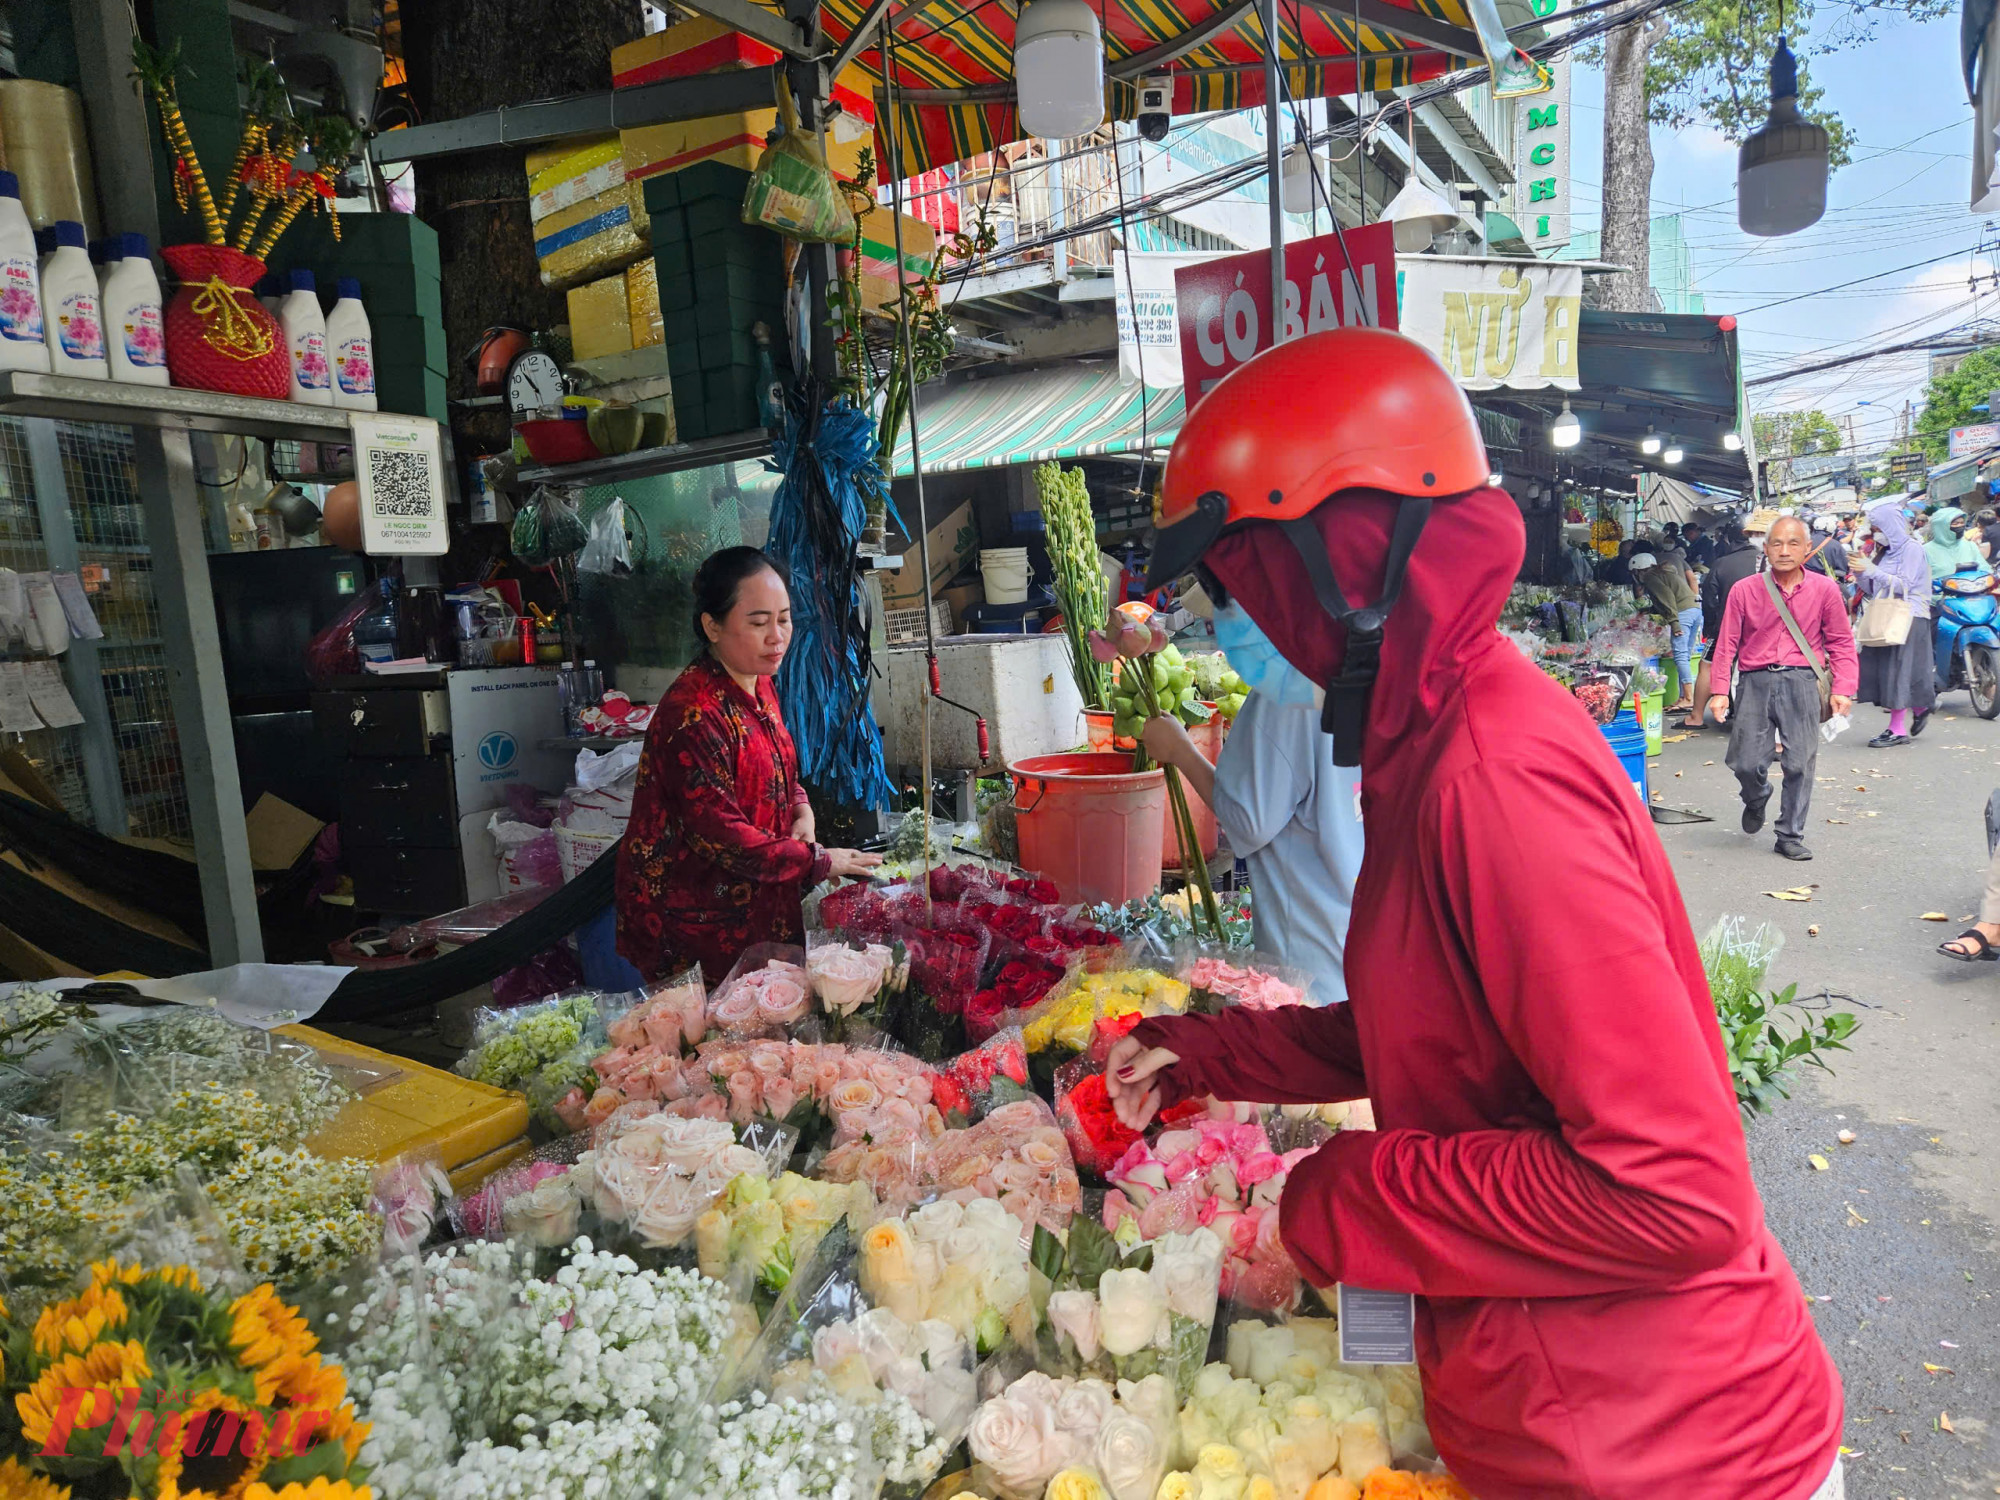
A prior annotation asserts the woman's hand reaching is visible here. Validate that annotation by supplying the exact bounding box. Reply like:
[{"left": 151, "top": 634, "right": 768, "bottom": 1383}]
[
  {"left": 826, "top": 847, "right": 884, "bottom": 879},
  {"left": 1104, "top": 1034, "right": 1182, "bottom": 1132}
]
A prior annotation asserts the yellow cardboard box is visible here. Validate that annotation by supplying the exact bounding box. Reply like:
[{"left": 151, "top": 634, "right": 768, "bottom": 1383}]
[
  {"left": 851, "top": 201, "right": 938, "bottom": 310},
  {"left": 536, "top": 179, "right": 651, "bottom": 288},
  {"left": 627, "top": 259, "right": 664, "bottom": 348},
  {"left": 525, "top": 134, "right": 626, "bottom": 224},
  {"left": 567, "top": 272, "right": 634, "bottom": 362},
  {"left": 611, "top": 20, "right": 878, "bottom": 185},
  {"left": 881, "top": 499, "right": 978, "bottom": 608}
]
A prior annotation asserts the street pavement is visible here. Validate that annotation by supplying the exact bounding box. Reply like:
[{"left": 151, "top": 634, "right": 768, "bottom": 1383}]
[{"left": 1651, "top": 703, "right": 1999, "bottom": 1497}]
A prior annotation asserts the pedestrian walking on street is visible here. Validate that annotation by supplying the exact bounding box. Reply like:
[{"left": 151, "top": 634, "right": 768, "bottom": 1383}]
[
  {"left": 1853, "top": 497, "right": 1934, "bottom": 747},
  {"left": 1708, "top": 516, "right": 1859, "bottom": 861},
  {"left": 1938, "top": 836, "right": 2000, "bottom": 960}
]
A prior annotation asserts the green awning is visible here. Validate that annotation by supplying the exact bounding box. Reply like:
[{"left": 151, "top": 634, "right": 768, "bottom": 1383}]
[{"left": 891, "top": 364, "right": 1184, "bottom": 477}]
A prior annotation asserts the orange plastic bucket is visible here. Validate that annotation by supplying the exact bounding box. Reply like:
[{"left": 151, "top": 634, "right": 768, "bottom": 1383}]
[{"left": 1010, "top": 752, "right": 1165, "bottom": 907}]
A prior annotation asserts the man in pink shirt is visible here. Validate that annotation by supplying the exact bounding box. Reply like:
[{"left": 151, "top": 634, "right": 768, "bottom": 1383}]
[{"left": 1708, "top": 515, "right": 1859, "bottom": 860}]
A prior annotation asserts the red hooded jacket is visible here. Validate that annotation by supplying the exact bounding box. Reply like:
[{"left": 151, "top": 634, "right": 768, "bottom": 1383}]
[{"left": 1133, "top": 486, "right": 1841, "bottom": 1500}]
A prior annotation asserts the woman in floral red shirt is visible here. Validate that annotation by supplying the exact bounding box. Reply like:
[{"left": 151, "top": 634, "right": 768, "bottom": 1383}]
[{"left": 616, "top": 548, "right": 881, "bottom": 983}]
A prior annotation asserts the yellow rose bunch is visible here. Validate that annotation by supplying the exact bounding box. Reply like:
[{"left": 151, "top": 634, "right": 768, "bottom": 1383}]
[{"left": 1023, "top": 970, "right": 1191, "bottom": 1055}]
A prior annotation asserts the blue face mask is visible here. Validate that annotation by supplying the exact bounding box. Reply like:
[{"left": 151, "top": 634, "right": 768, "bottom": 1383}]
[{"left": 1211, "top": 600, "right": 1317, "bottom": 706}]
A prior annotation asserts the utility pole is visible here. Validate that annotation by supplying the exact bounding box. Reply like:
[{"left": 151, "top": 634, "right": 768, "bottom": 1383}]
[
  {"left": 1844, "top": 413, "right": 1857, "bottom": 454},
  {"left": 1261, "top": 0, "right": 1285, "bottom": 346}
]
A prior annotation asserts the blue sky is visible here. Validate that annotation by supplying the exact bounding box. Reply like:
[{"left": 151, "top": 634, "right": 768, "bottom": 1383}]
[{"left": 1569, "top": 12, "right": 1984, "bottom": 448}]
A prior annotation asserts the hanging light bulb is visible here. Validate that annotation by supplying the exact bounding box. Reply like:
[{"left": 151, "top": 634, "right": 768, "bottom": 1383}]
[
  {"left": 1382, "top": 177, "right": 1459, "bottom": 253},
  {"left": 1551, "top": 399, "right": 1581, "bottom": 449},
  {"left": 1014, "top": 0, "right": 1105, "bottom": 141},
  {"left": 1488, "top": 471, "right": 1505, "bottom": 488},
  {"left": 1723, "top": 430, "right": 1744, "bottom": 451},
  {"left": 1737, "top": 34, "right": 1828, "bottom": 236},
  {"left": 1664, "top": 440, "right": 1685, "bottom": 465},
  {"left": 1641, "top": 433, "right": 1663, "bottom": 456},
  {"left": 1280, "top": 142, "right": 1325, "bottom": 214}
]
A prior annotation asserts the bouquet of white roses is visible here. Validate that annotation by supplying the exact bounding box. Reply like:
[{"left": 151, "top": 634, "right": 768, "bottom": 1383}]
[
  {"left": 967, "top": 1369, "right": 1179, "bottom": 1500},
  {"left": 1036, "top": 1218, "right": 1223, "bottom": 1399},
  {"left": 857, "top": 1195, "right": 1037, "bottom": 1358}
]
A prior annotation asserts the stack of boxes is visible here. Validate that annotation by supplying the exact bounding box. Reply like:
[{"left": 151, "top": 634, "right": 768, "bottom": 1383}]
[
  {"left": 276, "top": 214, "right": 446, "bottom": 422},
  {"left": 644, "top": 164, "right": 790, "bottom": 440}
]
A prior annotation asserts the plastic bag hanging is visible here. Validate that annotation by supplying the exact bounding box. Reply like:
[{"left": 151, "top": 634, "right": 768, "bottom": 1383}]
[{"left": 741, "top": 73, "right": 858, "bottom": 244}]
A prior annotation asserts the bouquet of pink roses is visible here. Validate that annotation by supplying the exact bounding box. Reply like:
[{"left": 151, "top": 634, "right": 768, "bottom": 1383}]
[
  {"left": 708, "top": 946, "right": 812, "bottom": 1036},
  {"left": 1102, "top": 1116, "right": 1315, "bottom": 1313}
]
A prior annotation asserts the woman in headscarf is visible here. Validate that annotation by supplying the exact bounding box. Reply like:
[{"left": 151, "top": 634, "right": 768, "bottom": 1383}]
[
  {"left": 1923, "top": 505, "right": 1992, "bottom": 583},
  {"left": 1854, "top": 497, "right": 1936, "bottom": 747}
]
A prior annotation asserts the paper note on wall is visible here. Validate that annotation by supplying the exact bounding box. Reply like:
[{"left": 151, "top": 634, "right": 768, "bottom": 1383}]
[
  {"left": 0, "top": 662, "right": 40, "bottom": 731},
  {"left": 24, "top": 660, "right": 83, "bottom": 728},
  {"left": 51, "top": 572, "right": 102, "bottom": 640}
]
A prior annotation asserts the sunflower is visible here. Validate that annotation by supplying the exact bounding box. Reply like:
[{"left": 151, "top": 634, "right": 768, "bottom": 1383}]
[
  {"left": 225, "top": 1287, "right": 315, "bottom": 1405},
  {"left": 0, "top": 1457, "right": 71, "bottom": 1500},
  {"left": 30, "top": 1284, "right": 130, "bottom": 1359},
  {"left": 240, "top": 1482, "right": 372, "bottom": 1500},
  {"left": 152, "top": 1389, "right": 270, "bottom": 1500},
  {"left": 14, "top": 1340, "right": 150, "bottom": 1451}
]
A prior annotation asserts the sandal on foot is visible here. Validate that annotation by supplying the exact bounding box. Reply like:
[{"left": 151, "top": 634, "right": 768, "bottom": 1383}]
[{"left": 1940, "top": 929, "right": 1999, "bottom": 962}]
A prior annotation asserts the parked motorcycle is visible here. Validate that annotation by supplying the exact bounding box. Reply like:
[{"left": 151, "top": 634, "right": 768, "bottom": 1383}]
[{"left": 1933, "top": 569, "right": 2000, "bottom": 718}]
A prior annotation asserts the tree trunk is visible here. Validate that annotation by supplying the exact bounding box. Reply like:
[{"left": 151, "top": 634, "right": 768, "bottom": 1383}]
[
  {"left": 399, "top": 0, "right": 645, "bottom": 452},
  {"left": 1598, "top": 5, "right": 1664, "bottom": 314}
]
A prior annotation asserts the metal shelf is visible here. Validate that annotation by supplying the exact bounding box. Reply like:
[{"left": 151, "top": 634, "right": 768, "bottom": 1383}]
[
  {"left": 0, "top": 372, "right": 361, "bottom": 443},
  {"left": 516, "top": 427, "right": 773, "bottom": 486}
]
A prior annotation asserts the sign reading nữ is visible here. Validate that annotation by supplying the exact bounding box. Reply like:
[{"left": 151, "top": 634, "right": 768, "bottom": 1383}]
[
  {"left": 1512, "top": 0, "right": 1571, "bottom": 249},
  {"left": 1173, "top": 223, "right": 1400, "bottom": 405},
  {"left": 1396, "top": 258, "right": 1582, "bottom": 391}
]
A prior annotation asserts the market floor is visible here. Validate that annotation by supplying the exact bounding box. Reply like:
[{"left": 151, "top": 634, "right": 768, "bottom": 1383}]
[{"left": 1651, "top": 707, "right": 1998, "bottom": 1497}]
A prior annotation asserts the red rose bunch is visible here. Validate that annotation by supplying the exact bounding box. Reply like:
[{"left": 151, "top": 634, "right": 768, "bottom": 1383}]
[
  {"left": 1057, "top": 1067, "right": 1142, "bottom": 1174},
  {"left": 965, "top": 956, "right": 1063, "bottom": 1043},
  {"left": 1006, "top": 877, "right": 1062, "bottom": 904},
  {"left": 907, "top": 927, "right": 988, "bottom": 1013}
]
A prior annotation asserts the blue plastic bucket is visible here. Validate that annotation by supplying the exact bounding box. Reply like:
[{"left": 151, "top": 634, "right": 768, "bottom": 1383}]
[{"left": 1600, "top": 714, "right": 1649, "bottom": 804}]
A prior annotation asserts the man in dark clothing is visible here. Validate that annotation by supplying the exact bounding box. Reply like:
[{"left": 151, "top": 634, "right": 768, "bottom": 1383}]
[
  {"left": 1683, "top": 522, "right": 1715, "bottom": 567},
  {"left": 1978, "top": 507, "right": 2000, "bottom": 561},
  {"left": 1708, "top": 516, "right": 1859, "bottom": 861},
  {"left": 1805, "top": 515, "right": 1849, "bottom": 591}
]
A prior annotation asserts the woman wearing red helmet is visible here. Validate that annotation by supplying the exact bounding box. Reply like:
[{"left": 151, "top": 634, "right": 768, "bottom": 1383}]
[{"left": 1106, "top": 329, "right": 1843, "bottom": 1500}]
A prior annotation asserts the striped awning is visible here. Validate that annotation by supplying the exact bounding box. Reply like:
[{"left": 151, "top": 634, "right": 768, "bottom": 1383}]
[
  {"left": 799, "top": 0, "right": 1522, "bottom": 176},
  {"left": 890, "top": 363, "right": 1183, "bottom": 476}
]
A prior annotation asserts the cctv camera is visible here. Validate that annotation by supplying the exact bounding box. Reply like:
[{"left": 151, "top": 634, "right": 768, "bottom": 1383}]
[{"left": 1137, "top": 74, "right": 1173, "bottom": 143}]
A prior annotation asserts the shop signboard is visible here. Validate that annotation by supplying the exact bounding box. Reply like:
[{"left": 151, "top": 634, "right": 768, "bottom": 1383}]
[
  {"left": 1887, "top": 451, "right": 1929, "bottom": 483},
  {"left": 1396, "top": 258, "right": 1583, "bottom": 391},
  {"left": 1949, "top": 423, "right": 1998, "bottom": 458},
  {"left": 1511, "top": 0, "right": 1571, "bottom": 250},
  {"left": 1173, "top": 223, "right": 1400, "bottom": 406}
]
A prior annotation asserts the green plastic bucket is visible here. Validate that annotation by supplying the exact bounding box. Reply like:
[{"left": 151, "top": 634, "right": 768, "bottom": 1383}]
[{"left": 1636, "top": 690, "right": 1665, "bottom": 756}]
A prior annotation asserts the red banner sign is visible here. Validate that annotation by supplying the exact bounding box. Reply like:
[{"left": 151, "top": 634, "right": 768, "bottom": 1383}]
[{"left": 1174, "top": 223, "right": 1400, "bottom": 407}]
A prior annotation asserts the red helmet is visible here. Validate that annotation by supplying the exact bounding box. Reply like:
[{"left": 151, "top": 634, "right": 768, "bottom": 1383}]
[{"left": 1146, "top": 328, "right": 1489, "bottom": 587}]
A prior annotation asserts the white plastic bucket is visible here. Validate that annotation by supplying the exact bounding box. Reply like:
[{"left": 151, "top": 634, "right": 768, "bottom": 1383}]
[{"left": 981, "top": 546, "right": 1031, "bottom": 605}]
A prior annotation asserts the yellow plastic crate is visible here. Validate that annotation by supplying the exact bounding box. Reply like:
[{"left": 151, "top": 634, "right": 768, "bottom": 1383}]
[{"left": 281, "top": 1024, "right": 529, "bottom": 1172}]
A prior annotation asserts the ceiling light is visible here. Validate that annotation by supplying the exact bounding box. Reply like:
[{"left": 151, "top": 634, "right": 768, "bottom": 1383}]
[
  {"left": 1723, "top": 430, "right": 1744, "bottom": 451},
  {"left": 1664, "top": 441, "right": 1685, "bottom": 465},
  {"left": 1487, "top": 471, "right": 1504, "bottom": 488},
  {"left": 1551, "top": 399, "right": 1581, "bottom": 449},
  {"left": 1014, "top": 0, "right": 1105, "bottom": 141},
  {"left": 1280, "top": 143, "right": 1324, "bottom": 214},
  {"left": 1738, "top": 36, "right": 1828, "bottom": 236},
  {"left": 1381, "top": 177, "right": 1459, "bottom": 253},
  {"left": 1641, "top": 433, "right": 1663, "bottom": 456}
]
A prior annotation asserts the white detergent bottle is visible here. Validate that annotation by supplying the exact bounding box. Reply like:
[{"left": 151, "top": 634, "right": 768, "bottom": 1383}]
[
  {"left": 103, "top": 234, "right": 167, "bottom": 387},
  {"left": 280, "top": 268, "right": 333, "bottom": 405},
  {"left": 325, "top": 276, "right": 376, "bottom": 411},
  {"left": 41, "top": 220, "right": 106, "bottom": 378},
  {"left": 0, "top": 171, "right": 49, "bottom": 372}
]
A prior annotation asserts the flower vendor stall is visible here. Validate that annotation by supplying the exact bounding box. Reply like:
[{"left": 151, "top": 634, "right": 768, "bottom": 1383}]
[{"left": 0, "top": 852, "right": 1479, "bottom": 1500}]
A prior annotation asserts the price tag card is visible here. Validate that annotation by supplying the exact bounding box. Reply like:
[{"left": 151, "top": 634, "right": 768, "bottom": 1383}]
[
  {"left": 1337, "top": 1284, "right": 1417, "bottom": 1365},
  {"left": 351, "top": 412, "right": 450, "bottom": 556}
]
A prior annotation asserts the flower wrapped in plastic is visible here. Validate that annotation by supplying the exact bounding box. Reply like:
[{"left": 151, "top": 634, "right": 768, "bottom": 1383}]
[
  {"left": 0, "top": 1254, "right": 369, "bottom": 1500},
  {"left": 932, "top": 1026, "right": 1034, "bottom": 1126},
  {"left": 1178, "top": 951, "right": 1316, "bottom": 1013},
  {"left": 1053, "top": 1055, "right": 1203, "bottom": 1178},
  {"left": 932, "top": 1096, "right": 1082, "bottom": 1234},
  {"left": 966, "top": 1369, "right": 1177, "bottom": 1500},
  {"left": 694, "top": 1167, "right": 877, "bottom": 1308},
  {"left": 606, "top": 966, "right": 709, "bottom": 1053},
  {"left": 456, "top": 990, "right": 608, "bottom": 1130},
  {"left": 1103, "top": 1119, "right": 1311, "bottom": 1315},
  {"left": 1030, "top": 1214, "right": 1221, "bottom": 1399},
  {"left": 967, "top": 956, "right": 1066, "bottom": 1045},
  {"left": 591, "top": 1111, "right": 778, "bottom": 1250},
  {"left": 854, "top": 1196, "right": 1036, "bottom": 1356},
  {"left": 806, "top": 933, "right": 901, "bottom": 1028},
  {"left": 336, "top": 1234, "right": 741, "bottom": 1500},
  {"left": 668, "top": 1220, "right": 966, "bottom": 1500},
  {"left": 709, "top": 946, "right": 812, "bottom": 1037}
]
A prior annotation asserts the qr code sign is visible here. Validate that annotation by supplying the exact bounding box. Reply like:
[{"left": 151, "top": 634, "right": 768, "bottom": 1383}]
[{"left": 367, "top": 447, "right": 436, "bottom": 516}]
